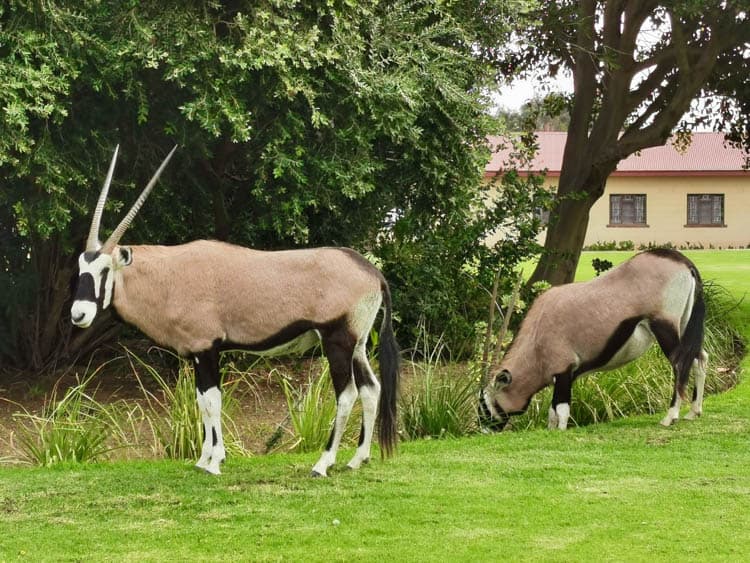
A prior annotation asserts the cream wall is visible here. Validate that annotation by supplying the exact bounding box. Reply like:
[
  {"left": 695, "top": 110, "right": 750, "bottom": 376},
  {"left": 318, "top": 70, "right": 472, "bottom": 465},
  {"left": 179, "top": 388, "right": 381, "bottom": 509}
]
[
  {"left": 585, "top": 176, "right": 750, "bottom": 248},
  {"left": 485, "top": 174, "right": 750, "bottom": 249}
]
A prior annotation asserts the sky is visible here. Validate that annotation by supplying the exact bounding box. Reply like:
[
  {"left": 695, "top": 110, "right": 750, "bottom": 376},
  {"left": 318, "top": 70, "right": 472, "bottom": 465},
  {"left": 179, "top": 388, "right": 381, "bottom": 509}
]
[
  {"left": 490, "top": 71, "right": 718, "bottom": 132},
  {"left": 490, "top": 74, "right": 574, "bottom": 112}
]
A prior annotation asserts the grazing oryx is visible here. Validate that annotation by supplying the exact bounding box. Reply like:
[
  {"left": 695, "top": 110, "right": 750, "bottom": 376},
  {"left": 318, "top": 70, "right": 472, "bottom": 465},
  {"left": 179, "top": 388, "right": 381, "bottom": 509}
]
[
  {"left": 479, "top": 249, "right": 708, "bottom": 431},
  {"left": 71, "top": 146, "right": 400, "bottom": 476}
]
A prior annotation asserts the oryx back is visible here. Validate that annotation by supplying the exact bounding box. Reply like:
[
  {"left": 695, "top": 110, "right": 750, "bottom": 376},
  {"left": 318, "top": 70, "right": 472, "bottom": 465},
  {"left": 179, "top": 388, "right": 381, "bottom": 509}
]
[{"left": 114, "top": 241, "right": 382, "bottom": 356}]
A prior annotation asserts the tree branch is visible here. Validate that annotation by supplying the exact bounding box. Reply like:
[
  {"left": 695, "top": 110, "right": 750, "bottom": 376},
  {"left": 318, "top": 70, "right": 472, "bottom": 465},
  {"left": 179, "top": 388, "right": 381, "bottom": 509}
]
[{"left": 561, "top": 0, "right": 597, "bottom": 179}]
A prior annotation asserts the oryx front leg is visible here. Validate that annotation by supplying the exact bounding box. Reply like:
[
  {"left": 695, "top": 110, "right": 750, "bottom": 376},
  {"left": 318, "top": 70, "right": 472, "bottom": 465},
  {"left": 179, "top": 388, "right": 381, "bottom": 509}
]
[
  {"left": 547, "top": 406, "right": 559, "bottom": 430},
  {"left": 685, "top": 349, "right": 708, "bottom": 421},
  {"left": 550, "top": 372, "right": 572, "bottom": 430},
  {"left": 193, "top": 351, "right": 225, "bottom": 475},
  {"left": 196, "top": 386, "right": 225, "bottom": 475}
]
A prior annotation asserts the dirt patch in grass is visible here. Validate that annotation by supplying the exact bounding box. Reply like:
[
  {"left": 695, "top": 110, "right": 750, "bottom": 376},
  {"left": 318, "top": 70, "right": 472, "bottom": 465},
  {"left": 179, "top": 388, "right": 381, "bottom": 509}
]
[{"left": 0, "top": 341, "right": 320, "bottom": 464}]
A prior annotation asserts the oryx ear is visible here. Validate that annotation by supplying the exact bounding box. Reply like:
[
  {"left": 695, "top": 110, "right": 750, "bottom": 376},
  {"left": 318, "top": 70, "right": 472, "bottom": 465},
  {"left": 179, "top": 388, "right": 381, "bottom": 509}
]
[
  {"left": 115, "top": 246, "right": 133, "bottom": 267},
  {"left": 494, "top": 370, "right": 512, "bottom": 389}
]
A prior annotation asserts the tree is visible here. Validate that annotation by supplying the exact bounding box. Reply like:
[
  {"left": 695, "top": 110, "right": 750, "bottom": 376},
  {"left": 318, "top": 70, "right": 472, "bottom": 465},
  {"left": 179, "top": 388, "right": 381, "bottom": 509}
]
[
  {"left": 501, "top": 1, "right": 750, "bottom": 285},
  {"left": 0, "top": 0, "right": 541, "bottom": 370}
]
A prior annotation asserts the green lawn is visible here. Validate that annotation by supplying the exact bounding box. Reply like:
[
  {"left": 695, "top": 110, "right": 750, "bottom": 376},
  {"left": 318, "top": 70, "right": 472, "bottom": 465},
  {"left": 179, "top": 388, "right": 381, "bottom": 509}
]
[{"left": 1, "top": 250, "right": 749, "bottom": 562}]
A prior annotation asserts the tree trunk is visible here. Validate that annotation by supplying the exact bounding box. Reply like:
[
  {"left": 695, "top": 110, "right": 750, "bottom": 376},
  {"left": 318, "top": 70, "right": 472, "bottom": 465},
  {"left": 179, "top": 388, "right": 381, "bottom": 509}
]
[
  {"left": 3, "top": 234, "right": 123, "bottom": 373},
  {"left": 528, "top": 198, "right": 590, "bottom": 286},
  {"left": 200, "top": 138, "right": 238, "bottom": 242},
  {"left": 529, "top": 175, "right": 607, "bottom": 286}
]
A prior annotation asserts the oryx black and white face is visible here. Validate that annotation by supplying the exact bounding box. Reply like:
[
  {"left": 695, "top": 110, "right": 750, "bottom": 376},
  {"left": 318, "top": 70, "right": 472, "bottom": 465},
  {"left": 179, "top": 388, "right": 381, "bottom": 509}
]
[
  {"left": 71, "top": 247, "right": 132, "bottom": 328},
  {"left": 70, "top": 143, "right": 176, "bottom": 328},
  {"left": 478, "top": 369, "right": 514, "bottom": 432}
]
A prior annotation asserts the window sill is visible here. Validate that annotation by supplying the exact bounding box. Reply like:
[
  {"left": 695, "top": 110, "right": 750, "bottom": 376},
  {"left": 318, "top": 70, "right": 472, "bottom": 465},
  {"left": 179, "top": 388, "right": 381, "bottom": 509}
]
[
  {"left": 607, "top": 224, "right": 649, "bottom": 228},
  {"left": 684, "top": 224, "right": 727, "bottom": 228}
]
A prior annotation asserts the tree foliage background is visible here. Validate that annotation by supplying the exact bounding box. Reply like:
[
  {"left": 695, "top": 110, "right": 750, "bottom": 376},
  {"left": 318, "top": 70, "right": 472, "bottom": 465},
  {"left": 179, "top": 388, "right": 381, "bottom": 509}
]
[{"left": 0, "top": 0, "right": 545, "bottom": 371}]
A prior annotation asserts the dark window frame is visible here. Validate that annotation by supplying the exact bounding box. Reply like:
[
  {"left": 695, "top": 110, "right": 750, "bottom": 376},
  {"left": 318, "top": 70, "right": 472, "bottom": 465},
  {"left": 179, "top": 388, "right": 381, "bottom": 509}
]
[
  {"left": 609, "top": 194, "right": 648, "bottom": 227},
  {"left": 686, "top": 194, "right": 725, "bottom": 227}
]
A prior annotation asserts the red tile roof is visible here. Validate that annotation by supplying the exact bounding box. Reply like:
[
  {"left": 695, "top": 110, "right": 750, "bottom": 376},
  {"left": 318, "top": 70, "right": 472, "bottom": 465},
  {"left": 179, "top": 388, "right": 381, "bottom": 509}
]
[{"left": 486, "top": 131, "right": 750, "bottom": 177}]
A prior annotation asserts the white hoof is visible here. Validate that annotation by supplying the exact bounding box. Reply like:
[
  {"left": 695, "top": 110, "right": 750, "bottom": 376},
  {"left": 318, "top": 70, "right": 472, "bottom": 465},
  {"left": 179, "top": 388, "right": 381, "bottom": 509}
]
[
  {"left": 660, "top": 416, "right": 675, "bottom": 427},
  {"left": 547, "top": 410, "right": 559, "bottom": 430},
  {"left": 555, "top": 403, "right": 570, "bottom": 430},
  {"left": 346, "top": 456, "right": 369, "bottom": 470},
  {"left": 684, "top": 410, "right": 701, "bottom": 421},
  {"left": 196, "top": 460, "right": 222, "bottom": 475},
  {"left": 311, "top": 451, "right": 335, "bottom": 477}
]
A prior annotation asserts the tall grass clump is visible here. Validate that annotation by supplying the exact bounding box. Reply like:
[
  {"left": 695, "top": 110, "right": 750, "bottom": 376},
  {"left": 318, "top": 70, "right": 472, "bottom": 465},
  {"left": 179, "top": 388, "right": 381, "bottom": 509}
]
[
  {"left": 401, "top": 327, "right": 478, "bottom": 439},
  {"left": 126, "top": 349, "right": 249, "bottom": 460},
  {"left": 278, "top": 359, "right": 338, "bottom": 453},
  {"left": 510, "top": 279, "right": 745, "bottom": 430},
  {"left": 14, "top": 374, "right": 128, "bottom": 466}
]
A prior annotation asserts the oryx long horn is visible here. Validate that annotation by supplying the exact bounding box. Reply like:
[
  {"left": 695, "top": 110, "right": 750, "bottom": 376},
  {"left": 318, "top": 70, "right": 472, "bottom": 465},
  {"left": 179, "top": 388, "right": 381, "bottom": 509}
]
[
  {"left": 101, "top": 145, "right": 178, "bottom": 254},
  {"left": 86, "top": 145, "right": 120, "bottom": 251}
]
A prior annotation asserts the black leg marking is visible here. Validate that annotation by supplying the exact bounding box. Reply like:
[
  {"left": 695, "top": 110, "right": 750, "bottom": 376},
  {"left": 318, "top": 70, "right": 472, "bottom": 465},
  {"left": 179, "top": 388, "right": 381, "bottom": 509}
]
[
  {"left": 651, "top": 317, "right": 684, "bottom": 402},
  {"left": 325, "top": 427, "right": 335, "bottom": 451},
  {"left": 650, "top": 318, "right": 680, "bottom": 366},
  {"left": 551, "top": 371, "right": 573, "bottom": 409},
  {"left": 194, "top": 346, "right": 221, "bottom": 393},
  {"left": 322, "top": 332, "right": 357, "bottom": 398},
  {"left": 668, "top": 388, "right": 679, "bottom": 409},
  {"left": 352, "top": 353, "right": 371, "bottom": 388}
]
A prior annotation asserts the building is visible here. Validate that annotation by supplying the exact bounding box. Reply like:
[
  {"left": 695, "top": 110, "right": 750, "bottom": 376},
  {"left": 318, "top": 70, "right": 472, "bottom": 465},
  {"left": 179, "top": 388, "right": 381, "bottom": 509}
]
[{"left": 485, "top": 132, "right": 750, "bottom": 249}]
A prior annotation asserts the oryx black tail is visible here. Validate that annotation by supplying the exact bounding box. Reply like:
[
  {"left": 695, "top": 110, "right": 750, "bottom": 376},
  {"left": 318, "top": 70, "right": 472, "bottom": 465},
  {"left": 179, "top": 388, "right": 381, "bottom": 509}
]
[
  {"left": 674, "top": 263, "right": 705, "bottom": 399},
  {"left": 377, "top": 282, "right": 400, "bottom": 457}
]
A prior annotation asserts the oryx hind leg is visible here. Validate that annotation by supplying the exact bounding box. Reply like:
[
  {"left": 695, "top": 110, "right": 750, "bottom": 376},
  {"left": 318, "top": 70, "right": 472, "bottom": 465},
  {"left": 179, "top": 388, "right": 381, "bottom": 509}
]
[
  {"left": 650, "top": 318, "right": 683, "bottom": 427},
  {"left": 194, "top": 348, "right": 225, "bottom": 475},
  {"left": 311, "top": 332, "right": 358, "bottom": 477},
  {"left": 661, "top": 389, "right": 682, "bottom": 427},
  {"left": 685, "top": 349, "right": 708, "bottom": 421},
  {"left": 347, "top": 340, "right": 380, "bottom": 470}
]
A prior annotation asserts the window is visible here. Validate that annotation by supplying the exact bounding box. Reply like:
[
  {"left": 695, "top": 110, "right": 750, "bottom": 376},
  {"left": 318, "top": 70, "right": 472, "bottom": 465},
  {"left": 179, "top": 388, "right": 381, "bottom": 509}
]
[
  {"left": 609, "top": 194, "right": 647, "bottom": 226},
  {"left": 687, "top": 194, "right": 724, "bottom": 226}
]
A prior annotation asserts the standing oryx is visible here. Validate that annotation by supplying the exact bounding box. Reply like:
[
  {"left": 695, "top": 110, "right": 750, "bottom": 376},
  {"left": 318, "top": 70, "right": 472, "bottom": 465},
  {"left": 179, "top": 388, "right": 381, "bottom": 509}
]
[
  {"left": 479, "top": 249, "right": 708, "bottom": 431},
  {"left": 71, "top": 145, "right": 400, "bottom": 476}
]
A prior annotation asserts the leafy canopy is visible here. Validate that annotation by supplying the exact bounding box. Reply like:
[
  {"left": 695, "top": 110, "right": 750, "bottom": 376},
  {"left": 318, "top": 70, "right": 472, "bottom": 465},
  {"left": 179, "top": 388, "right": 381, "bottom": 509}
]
[{"left": 0, "top": 0, "right": 544, "bottom": 368}]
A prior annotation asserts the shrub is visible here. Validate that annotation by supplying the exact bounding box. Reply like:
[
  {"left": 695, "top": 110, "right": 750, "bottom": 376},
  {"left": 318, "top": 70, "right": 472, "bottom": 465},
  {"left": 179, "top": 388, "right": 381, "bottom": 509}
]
[
  {"left": 400, "top": 331, "right": 479, "bottom": 439},
  {"left": 278, "top": 360, "right": 339, "bottom": 454},
  {"left": 380, "top": 153, "right": 551, "bottom": 359},
  {"left": 591, "top": 257, "right": 614, "bottom": 276},
  {"left": 585, "top": 240, "right": 635, "bottom": 251},
  {"left": 401, "top": 368, "right": 479, "bottom": 439},
  {"left": 14, "top": 374, "right": 124, "bottom": 466}
]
